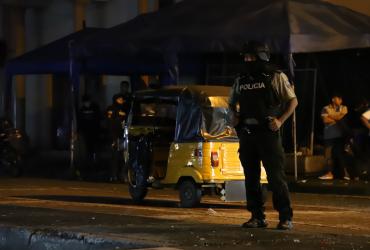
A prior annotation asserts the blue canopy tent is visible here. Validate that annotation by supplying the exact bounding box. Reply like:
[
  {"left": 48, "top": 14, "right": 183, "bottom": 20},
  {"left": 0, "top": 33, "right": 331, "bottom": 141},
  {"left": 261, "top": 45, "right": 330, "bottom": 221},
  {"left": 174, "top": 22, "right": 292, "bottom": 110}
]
[
  {"left": 3, "top": 26, "right": 180, "bottom": 171},
  {"left": 3, "top": 25, "right": 185, "bottom": 171},
  {"left": 75, "top": 0, "right": 370, "bottom": 179},
  {"left": 3, "top": 27, "right": 106, "bottom": 171},
  {"left": 3, "top": 27, "right": 164, "bottom": 115},
  {"left": 4, "top": 27, "right": 106, "bottom": 112},
  {"left": 5, "top": 28, "right": 107, "bottom": 75}
]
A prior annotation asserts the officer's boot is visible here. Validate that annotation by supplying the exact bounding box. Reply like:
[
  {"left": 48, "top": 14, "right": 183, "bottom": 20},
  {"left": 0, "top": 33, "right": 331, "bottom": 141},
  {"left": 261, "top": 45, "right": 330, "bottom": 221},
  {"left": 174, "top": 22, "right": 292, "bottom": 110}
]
[{"left": 242, "top": 211, "right": 267, "bottom": 228}]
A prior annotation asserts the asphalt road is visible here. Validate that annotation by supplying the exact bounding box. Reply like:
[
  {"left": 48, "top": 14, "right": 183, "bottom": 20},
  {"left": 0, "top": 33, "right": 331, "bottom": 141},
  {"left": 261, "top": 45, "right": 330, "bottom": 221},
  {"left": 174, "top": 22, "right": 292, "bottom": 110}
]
[{"left": 0, "top": 177, "right": 369, "bottom": 249}]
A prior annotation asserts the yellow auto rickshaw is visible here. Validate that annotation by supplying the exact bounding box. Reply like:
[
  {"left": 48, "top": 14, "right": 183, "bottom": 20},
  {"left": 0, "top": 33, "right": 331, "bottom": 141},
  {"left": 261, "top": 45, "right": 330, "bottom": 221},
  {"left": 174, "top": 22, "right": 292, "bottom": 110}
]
[{"left": 125, "top": 85, "right": 267, "bottom": 207}]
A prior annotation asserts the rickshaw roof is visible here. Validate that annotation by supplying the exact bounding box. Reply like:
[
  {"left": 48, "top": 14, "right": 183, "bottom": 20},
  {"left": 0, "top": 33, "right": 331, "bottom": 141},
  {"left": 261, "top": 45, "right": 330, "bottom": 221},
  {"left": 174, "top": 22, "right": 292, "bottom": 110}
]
[{"left": 134, "top": 85, "right": 231, "bottom": 101}]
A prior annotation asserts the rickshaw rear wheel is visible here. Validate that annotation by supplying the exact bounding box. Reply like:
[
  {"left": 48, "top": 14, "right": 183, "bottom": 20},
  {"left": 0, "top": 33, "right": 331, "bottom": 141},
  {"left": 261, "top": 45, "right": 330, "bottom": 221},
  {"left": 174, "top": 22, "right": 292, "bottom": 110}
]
[{"left": 179, "top": 179, "right": 202, "bottom": 208}]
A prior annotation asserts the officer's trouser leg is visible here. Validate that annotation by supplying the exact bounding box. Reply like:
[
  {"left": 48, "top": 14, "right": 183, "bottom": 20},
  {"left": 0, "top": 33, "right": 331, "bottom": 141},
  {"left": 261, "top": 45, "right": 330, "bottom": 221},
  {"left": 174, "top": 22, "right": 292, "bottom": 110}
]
[
  {"left": 239, "top": 133, "right": 265, "bottom": 219},
  {"left": 260, "top": 132, "right": 293, "bottom": 221}
]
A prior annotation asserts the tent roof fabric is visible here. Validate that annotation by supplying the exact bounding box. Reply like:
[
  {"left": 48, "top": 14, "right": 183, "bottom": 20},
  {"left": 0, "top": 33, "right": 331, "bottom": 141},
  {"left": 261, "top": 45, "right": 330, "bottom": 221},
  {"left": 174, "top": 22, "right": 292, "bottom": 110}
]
[
  {"left": 80, "top": 0, "right": 370, "bottom": 57},
  {"left": 6, "top": 0, "right": 370, "bottom": 77},
  {"left": 5, "top": 27, "right": 104, "bottom": 75}
]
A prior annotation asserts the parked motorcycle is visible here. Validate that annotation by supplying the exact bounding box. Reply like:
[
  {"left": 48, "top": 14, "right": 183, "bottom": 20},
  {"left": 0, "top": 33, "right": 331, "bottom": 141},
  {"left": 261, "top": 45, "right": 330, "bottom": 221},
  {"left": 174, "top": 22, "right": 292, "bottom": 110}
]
[{"left": 0, "top": 118, "right": 28, "bottom": 177}]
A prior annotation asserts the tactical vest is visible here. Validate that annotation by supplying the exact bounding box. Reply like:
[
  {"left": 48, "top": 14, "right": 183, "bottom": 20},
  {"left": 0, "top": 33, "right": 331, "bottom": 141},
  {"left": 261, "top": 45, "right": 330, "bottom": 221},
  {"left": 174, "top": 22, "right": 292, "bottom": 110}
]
[{"left": 238, "top": 72, "right": 280, "bottom": 122}]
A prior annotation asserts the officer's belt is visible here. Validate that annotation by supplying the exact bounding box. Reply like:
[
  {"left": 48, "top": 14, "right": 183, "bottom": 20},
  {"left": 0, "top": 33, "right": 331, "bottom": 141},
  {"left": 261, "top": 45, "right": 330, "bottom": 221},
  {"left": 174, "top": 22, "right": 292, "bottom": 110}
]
[{"left": 242, "top": 118, "right": 260, "bottom": 125}]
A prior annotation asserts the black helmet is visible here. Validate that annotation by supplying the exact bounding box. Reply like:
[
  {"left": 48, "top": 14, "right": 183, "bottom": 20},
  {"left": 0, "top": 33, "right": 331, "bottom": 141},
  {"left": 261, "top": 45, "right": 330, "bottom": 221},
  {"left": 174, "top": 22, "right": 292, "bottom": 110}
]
[{"left": 241, "top": 40, "right": 270, "bottom": 62}]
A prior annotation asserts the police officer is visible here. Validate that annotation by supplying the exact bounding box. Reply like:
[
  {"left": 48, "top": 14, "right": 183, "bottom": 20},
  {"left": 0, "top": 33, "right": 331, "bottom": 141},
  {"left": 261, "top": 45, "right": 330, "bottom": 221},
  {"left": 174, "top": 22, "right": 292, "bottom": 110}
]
[
  {"left": 229, "top": 41, "right": 298, "bottom": 230},
  {"left": 106, "top": 92, "right": 131, "bottom": 182}
]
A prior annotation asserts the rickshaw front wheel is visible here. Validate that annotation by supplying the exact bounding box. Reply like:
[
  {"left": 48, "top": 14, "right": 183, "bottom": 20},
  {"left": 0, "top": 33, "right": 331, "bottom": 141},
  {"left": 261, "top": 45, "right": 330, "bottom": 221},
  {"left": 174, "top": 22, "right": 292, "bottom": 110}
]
[
  {"left": 128, "top": 184, "right": 147, "bottom": 203},
  {"left": 128, "top": 164, "right": 148, "bottom": 203},
  {"left": 179, "top": 179, "right": 202, "bottom": 208}
]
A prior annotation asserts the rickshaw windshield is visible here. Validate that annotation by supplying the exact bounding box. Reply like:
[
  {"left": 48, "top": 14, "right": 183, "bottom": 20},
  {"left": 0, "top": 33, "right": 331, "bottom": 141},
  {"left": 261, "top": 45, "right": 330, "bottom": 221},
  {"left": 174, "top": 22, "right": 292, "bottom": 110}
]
[
  {"left": 131, "top": 98, "right": 177, "bottom": 127},
  {"left": 201, "top": 96, "right": 238, "bottom": 141}
]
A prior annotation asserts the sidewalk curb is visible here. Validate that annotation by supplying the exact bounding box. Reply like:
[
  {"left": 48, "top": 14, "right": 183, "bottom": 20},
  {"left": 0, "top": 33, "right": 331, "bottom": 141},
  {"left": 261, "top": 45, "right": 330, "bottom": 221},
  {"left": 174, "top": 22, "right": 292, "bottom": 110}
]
[{"left": 0, "top": 225, "right": 158, "bottom": 250}]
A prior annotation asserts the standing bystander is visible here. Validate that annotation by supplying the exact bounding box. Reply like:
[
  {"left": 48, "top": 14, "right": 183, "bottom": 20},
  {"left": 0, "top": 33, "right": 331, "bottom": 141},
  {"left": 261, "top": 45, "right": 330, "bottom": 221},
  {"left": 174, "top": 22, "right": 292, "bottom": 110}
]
[
  {"left": 77, "top": 95, "right": 101, "bottom": 177},
  {"left": 106, "top": 82, "right": 132, "bottom": 182},
  {"left": 319, "top": 93, "right": 350, "bottom": 180}
]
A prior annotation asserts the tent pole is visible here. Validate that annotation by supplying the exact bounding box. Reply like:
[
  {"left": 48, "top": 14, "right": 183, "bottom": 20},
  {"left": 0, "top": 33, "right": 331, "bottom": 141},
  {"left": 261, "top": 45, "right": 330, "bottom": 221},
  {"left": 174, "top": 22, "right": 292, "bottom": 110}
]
[
  {"left": 293, "top": 106, "right": 298, "bottom": 181},
  {"left": 4, "top": 74, "right": 17, "bottom": 127},
  {"left": 3, "top": 74, "right": 13, "bottom": 119},
  {"left": 68, "top": 40, "right": 79, "bottom": 178},
  {"left": 288, "top": 53, "right": 298, "bottom": 181},
  {"left": 309, "top": 68, "right": 318, "bottom": 155}
]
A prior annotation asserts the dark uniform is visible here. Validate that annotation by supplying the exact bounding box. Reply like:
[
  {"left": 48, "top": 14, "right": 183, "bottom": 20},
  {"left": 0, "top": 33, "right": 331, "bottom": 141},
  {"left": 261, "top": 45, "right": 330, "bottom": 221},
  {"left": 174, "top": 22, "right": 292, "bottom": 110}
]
[
  {"left": 77, "top": 95, "right": 101, "bottom": 172},
  {"left": 106, "top": 93, "right": 131, "bottom": 182},
  {"left": 229, "top": 41, "right": 297, "bottom": 230}
]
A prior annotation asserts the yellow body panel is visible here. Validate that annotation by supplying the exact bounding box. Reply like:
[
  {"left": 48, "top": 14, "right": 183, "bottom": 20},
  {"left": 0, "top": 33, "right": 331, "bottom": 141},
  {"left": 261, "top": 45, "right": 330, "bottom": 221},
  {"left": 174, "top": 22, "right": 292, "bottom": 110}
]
[{"left": 161, "top": 141, "right": 268, "bottom": 185}]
